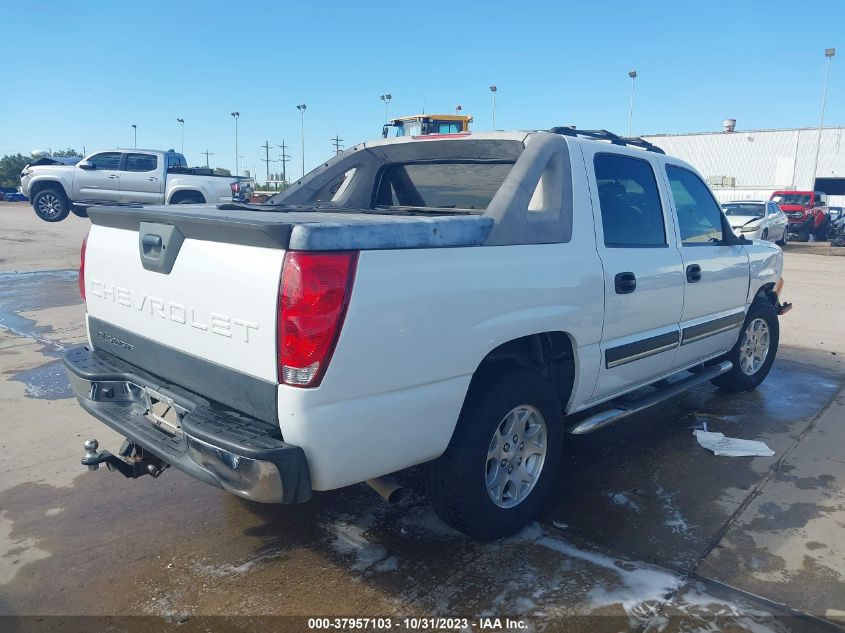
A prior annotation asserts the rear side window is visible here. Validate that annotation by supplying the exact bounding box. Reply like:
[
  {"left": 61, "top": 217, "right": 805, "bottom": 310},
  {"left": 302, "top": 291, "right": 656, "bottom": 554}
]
[
  {"left": 594, "top": 153, "right": 666, "bottom": 247},
  {"left": 167, "top": 154, "right": 187, "bottom": 168},
  {"left": 666, "top": 165, "right": 724, "bottom": 244},
  {"left": 87, "top": 152, "right": 121, "bottom": 170},
  {"left": 124, "top": 153, "right": 158, "bottom": 172},
  {"left": 374, "top": 161, "right": 513, "bottom": 211}
]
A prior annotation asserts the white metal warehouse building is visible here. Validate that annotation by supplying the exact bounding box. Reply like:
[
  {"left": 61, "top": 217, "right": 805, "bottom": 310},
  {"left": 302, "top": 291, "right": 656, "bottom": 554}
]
[{"left": 641, "top": 122, "right": 845, "bottom": 207}]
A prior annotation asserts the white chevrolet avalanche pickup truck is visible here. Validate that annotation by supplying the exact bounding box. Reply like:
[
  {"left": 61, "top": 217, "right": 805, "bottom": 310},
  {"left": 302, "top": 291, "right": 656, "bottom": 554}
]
[
  {"left": 64, "top": 129, "right": 790, "bottom": 539},
  {"left": 20, "top": 149, "right": 254, "bottom": 222}
]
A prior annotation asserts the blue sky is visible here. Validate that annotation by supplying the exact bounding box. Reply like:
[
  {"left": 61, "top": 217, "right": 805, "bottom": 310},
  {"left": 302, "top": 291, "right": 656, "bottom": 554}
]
[{"left": 2, "top": 0, "right": 844, "bottom": 180}]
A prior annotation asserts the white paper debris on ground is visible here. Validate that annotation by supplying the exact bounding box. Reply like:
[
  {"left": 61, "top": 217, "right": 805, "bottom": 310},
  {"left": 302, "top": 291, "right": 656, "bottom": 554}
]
[{"left": 693, "top": 430, "right": 775, "bottom": 457}]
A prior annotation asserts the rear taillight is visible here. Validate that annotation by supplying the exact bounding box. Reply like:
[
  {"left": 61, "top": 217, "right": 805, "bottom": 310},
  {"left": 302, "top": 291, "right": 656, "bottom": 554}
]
[
  {"left": 79, "top": 232, "right": 89, "bottom": 301},
  {"left": 277, "top": 251, "right": 358, "bottom": 387},
  {"left": 230, "top": 182, "right": 240, "bottom": 196}
]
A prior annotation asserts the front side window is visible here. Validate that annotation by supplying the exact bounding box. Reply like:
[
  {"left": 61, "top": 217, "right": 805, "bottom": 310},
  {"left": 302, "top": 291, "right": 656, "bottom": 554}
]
[
  {"left": 666, "top": 165, "right": 724, "bottom": 244},
  {"left": 87, "top": 152, "right": 121, "bottom": 170},
  {"left": 374, "top": 161, "right": 513, "bottom": 211},
  {"left": 123, "top": 153, "right": 158, "bottom": 172},
  {"left": 594, "top": 153, "right": 666, "bottom": 247}
]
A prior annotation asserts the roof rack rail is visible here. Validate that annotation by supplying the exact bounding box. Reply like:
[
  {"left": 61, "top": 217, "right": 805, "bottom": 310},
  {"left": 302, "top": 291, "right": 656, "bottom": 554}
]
[{"left": 548, "top": 127, "right": 665, "bottom": 154}]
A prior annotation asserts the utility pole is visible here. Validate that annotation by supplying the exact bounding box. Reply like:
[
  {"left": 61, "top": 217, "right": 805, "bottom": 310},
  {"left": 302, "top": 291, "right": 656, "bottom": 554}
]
[
  {"left": 489, "top": 85, "right": 497, "bottom": 129},
  {"left": 131, "top": 124, "right": 137, "bottom": 148},
  {"left": 260, "top": 140, "right": 275, "bottom": 184},
  {"left": 296, "top": 104, "right": 307, "bottom": 177},
  {"left": 380, "top": 94, "right": 392, "bottom": 122},
  {"left": 811, "top": 48, "right": 836, "bottom": 188},
  {"left": 331, "top": 136, "right": 344, "bottom": 155},
  {"left": 230, "top": 112, "right": 240, "bottom": 176},
  {"left": 277, "top": 139, "right": 291, "bottom": 185},
  {"left": 177, "top": 118, "right": 185, "bottom": 153},
  {"left": 627, "top": 70, "right": 637, "bottom": 137},
  {"left": 202, "top": 150, "right": 214, "bottom": 168}
]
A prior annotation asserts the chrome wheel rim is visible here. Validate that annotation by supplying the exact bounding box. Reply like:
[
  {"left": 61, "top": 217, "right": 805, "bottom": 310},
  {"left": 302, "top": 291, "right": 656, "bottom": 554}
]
[
  {"left": 37, "top": 194, "right": 61, "bottom": 218},
  {"left": 485, "top": 405, "right": 547, "bottom": 509},
  {"left": 739, "top": 318, "right": 770, "bottom": 376}
]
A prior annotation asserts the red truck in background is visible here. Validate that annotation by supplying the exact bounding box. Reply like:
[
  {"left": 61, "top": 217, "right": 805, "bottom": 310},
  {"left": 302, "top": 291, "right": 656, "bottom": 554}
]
[{"left": 769, "top": 190, "right": 831, "bottom": 241}]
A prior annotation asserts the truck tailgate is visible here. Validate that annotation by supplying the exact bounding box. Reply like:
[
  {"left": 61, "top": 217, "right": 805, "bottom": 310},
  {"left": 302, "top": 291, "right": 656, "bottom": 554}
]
[{"left": 84, "top": 221, "right": 284, "bottom": 419}]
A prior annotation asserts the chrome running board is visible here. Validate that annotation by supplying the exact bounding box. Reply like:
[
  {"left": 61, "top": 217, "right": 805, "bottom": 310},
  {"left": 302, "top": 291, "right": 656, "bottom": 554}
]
[{"left": 567, "top": 361, "right": 733, "bottom": 435}]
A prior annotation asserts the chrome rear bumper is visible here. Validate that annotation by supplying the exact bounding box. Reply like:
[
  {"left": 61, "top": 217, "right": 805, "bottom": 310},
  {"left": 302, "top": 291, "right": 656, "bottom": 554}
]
[{"left": 64, "top": 346, "right": 311, "bottom": 504}]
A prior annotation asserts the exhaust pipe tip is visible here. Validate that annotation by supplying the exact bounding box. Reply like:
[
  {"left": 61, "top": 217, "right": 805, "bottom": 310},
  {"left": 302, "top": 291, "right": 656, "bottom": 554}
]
[{"left": 367, "top": 476, "right": 405, "bottom": 504}]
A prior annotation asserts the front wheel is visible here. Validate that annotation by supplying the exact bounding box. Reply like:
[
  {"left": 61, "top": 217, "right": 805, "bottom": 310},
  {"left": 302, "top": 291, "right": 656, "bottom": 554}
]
[
  {"left": 711, "top": 301, "right": 779, "bottom": 392},
  {"left": 776, "top": 227, "right": 788, "bottom": 247},
  {"left": 32, "top": 188, "right": 70, "bottom": 222},
  {"left": 427, "top": 369, "right": 564, "bottom": 540}
]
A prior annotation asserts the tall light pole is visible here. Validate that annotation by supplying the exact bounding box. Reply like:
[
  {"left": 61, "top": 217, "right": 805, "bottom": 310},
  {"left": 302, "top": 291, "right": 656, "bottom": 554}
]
[
  {"left": 131, "top": 124, "right": 137, "bottom": 148},
  {"left": 297, "top": 104, "right": 307, "bottom": 177},
  {"left": 380, "top": 94, "right": 392, "bottom": 122},
  {"left": 489, "top": 85, "right": 497, "bottom": 129},
  {"left": 177, "top": 118, "right": 184, "bottom": 154},
  {"left": 811, "top": 48, "right": 836, "bottom": 188},
  {"left": 627, "top": 70, "right": 637, "bottom": 137},
  {"left": 230, "top": 112, "right": 240, "bottom": 175}
]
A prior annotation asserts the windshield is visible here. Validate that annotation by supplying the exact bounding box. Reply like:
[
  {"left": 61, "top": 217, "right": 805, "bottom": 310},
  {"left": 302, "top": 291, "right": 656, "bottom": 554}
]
[
  {"left": 722, "top": 203, "right": 764, "bottom": 218},
  {"left": 373, "top": 161, "right": 513, "bottom": 211},
  {"left": 771, "top": 193, "right": 811, "bottom": 205}
]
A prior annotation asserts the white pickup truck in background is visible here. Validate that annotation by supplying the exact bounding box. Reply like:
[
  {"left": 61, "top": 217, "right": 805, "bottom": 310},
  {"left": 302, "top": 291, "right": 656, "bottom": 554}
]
[
  {"left": 64, "top": 129, "right": 790, "bottom": 539},
  {"left": 20, "top": 149, "right": 254, "bottom": 222}
]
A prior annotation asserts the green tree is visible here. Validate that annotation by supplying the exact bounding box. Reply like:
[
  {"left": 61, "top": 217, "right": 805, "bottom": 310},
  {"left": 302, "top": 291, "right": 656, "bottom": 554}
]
[
  {"left": 0, "top": 154, "right": 31, "bottom": 188},
  {"left": 213, "top": 167, "right": 232, "bottom": 176},
  {"left": 52, "top": 148, "right": 82, "bottom": 158}
]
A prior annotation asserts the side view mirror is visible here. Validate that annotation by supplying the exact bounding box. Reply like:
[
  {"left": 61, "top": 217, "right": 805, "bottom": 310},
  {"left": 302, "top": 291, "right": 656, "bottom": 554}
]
[{"left": 78, "top": 161, "right": 95, "bottom": 170}]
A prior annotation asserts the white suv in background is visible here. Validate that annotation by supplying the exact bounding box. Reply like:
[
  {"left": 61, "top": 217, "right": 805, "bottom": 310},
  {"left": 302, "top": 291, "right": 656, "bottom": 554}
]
[{"left": 722, "top": 200, "right": 788, "bottom": 246}]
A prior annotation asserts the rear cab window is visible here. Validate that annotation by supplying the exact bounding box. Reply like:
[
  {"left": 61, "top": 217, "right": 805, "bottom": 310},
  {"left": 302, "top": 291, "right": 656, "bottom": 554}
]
[
  {"left": 373, "top": 161, "right": 514, "bottom": 211},
  {"left": 123, "top": 153, "right": 158, "bottom": 172},
  {"left": 666, "top": 165, "right": 725, "bottom": 244},
  {"left": 594, "top": 153, "right": 666, "bottom": 247}
]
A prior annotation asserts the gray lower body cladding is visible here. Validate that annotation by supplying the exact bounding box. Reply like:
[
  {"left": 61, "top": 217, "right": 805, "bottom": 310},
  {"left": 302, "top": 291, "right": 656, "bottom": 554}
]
[
  {"left": 63, "top": 345, "right": 311, "bottom": 504},
  {"left": 88, "top": 316, "right": 277, "bottom": 424}
]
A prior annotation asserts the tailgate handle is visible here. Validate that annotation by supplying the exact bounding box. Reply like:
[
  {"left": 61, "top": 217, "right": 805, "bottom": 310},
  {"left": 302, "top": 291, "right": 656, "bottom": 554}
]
[
  {"left": 141, "top": 233, "right": 163, "bottom": 256},
  {"left": 139, "top": 222, "right": 184, "bottom": 274}
]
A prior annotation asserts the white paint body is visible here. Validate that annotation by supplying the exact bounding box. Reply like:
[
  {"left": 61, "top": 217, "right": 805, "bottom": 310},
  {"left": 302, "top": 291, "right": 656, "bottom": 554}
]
[{"left": 81, "top": 133, "right": 783, "bottom": 492}]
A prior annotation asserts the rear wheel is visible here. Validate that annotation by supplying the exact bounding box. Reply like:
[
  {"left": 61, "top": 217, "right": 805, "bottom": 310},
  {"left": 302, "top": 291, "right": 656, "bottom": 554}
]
[
  {"left": 32, "top": 187, "right": 69, "bottom": 222},
  {"left": 711, "top": 301, "right": 779, "bottom": 392},
  {"left": 815, "top": 216, "right": 830, "bottom": 241},
  {"left": 776, "top": 227, "right": 788, "bottom": 246},
  {"left": 427, "top": 369, "right": 564, "bottom": 540}
]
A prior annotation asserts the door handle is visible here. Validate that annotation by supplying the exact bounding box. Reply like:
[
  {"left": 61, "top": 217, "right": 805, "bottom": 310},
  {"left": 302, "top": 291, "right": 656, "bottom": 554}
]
[
  {"left": 107, "top": 174, "right": 119, "bottom": 179},
  {"left": 614, "top": 272, "right": 637, "bottom": 294},
  {"left": 147, "top": 177, "right": 158, "bottom": 181},
  {"left": 686, "top": 264, "right": 702, "bottom": 283}
]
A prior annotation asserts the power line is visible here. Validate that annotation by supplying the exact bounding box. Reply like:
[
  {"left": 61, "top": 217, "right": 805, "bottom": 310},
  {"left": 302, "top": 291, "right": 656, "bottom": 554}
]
[
  {"left": 201, "top": 149, "right": 214, "bottom": 168},
  {"left": 331, "top": 136, "right": 344, "bottom": 155}
]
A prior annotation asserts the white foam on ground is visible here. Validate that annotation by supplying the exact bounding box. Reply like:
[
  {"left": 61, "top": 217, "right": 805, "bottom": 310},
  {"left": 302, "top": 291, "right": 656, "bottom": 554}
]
[{"left": 326, "top": 517, "right": 395, "bottom": 572}]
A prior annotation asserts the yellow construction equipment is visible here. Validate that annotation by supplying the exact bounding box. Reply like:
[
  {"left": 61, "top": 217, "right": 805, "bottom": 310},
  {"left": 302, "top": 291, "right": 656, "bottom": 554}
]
[{"left": 382, "top": 114, "right": 473, "bottom": 138}]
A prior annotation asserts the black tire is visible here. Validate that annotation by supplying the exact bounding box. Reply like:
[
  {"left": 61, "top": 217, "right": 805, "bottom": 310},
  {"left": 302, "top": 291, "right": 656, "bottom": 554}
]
[
  {"left": 776, "top": 228, "right": 788, "bottom": 247},
  {"left": 711, "top": 301, "right": 779, "bottom": 392},
  {"left": 797, "top": 230, "right": 810, "bottom": 242},
  {"left": 32, "top": 187, "right": 70, "bottom": 222},
  {"left": 427, "top": 369, "right": 564, "bottom": 540},
  {"left": 70, "top": 206, "right": 89, "bottom": 218}
]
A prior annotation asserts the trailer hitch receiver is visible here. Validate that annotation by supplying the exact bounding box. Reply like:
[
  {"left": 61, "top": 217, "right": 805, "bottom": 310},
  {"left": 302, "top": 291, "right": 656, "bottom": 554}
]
[{"left": 81, "top": 438, "right": 169, "bottom": 479}]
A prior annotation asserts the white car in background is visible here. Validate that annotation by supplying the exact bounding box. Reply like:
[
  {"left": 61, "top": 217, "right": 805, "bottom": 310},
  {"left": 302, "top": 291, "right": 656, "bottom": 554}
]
[{"left": 722, "top": 200, "right": 788, "bottom": 246}]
